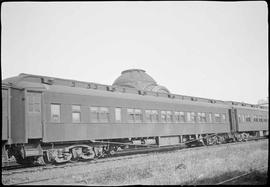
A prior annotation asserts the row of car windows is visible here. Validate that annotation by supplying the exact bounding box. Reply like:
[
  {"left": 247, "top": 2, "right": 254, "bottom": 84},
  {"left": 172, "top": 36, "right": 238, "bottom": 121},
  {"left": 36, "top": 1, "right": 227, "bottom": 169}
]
[
  {"left": 49, "top": 104, "right": 227, "bottom": 124},
  {"left": 238, "top": 114, "right": 268, "bottom": 123}
]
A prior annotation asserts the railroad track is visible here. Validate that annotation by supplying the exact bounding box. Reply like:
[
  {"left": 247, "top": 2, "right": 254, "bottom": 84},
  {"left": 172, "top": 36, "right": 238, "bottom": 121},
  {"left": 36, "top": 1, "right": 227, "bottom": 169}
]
[
  {"left": 216, "top": 166, "right": 268, "bottom": 185},
  {"left": 2, "top": 137, "right": 268, "bottom": 185},
  {"left": 2, "top": 136, "right": 267, "bottom": 174},
  {"left": 2, "top": 138, "right": 265, "bottom": 175}
]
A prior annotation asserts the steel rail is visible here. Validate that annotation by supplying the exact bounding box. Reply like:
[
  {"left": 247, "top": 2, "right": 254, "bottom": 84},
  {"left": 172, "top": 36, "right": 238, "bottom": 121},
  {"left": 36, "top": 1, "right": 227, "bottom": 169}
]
[{"left": 216, "top": 166, "right": 268, "bottom": 185}]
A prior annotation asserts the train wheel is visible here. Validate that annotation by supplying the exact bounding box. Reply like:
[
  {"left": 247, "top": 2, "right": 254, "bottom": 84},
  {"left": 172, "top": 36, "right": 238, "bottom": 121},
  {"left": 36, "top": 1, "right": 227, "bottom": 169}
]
[
  {"left": 43, "top": 151, "right": 52, "bottom": 164},
  {"left": 54, "top": 152, "right": 72, "bottom": 164},
  {"left": 81, "top": 147, "right": 95, "bottom": 160},
  {"left": 36, "top": 156, "right": 46, "bottom": 165}
]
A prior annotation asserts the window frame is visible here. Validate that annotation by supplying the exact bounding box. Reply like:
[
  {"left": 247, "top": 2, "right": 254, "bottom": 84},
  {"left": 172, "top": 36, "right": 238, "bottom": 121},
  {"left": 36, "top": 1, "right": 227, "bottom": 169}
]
[
  {"left": 115, "top": 107, "right": 122, "bottom": 123},
  {"left": 51, "top": 103, "right": 61, "bottom": 123},
  {"left": 72, "top": 105, "right": 81, "bottom": 123},
  {"left": 28, "top": 92, "right": 41, "bottom": 113}
]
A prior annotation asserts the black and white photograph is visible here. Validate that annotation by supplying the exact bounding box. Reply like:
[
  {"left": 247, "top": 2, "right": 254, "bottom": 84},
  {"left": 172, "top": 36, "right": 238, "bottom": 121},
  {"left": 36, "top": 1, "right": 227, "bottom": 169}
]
[{"left": 1, "top": 1, "right": 268, "bottom": 185}]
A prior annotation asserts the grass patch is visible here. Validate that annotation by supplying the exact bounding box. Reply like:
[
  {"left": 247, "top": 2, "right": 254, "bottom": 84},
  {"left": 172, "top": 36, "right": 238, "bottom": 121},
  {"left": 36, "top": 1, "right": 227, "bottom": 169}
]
[{"left": 61, "top": 140, "right": 269, "bottom": 185}]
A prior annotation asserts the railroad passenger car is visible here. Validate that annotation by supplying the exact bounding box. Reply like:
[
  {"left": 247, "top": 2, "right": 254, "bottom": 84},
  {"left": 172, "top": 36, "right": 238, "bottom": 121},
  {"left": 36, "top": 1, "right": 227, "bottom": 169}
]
[
  {"left": 1, "top": 69, "right": 268, "bottom": 165},
  {"left": 227, "top": 101, "right": 268, "bottom": 136}
]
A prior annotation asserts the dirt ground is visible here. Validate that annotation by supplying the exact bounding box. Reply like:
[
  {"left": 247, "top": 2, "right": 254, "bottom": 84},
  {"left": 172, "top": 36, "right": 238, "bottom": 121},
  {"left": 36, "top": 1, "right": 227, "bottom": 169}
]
[{"left": 2, "top": 139, "right": 268, "bottom": 185}]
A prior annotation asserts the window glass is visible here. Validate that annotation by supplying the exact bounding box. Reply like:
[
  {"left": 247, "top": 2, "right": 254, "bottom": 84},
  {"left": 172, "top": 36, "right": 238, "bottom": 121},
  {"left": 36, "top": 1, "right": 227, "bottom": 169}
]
[
  {"left": 134, "top": 109, "right": 142, "bottom": 123},
  {"left": 29, "top": 103, "right": 34, "bottom": 112},
  {"left": 145, "top": 110, "right": 152, "bottom": 122},
  {"left": 166, "top": 111, "right": 172, "bottom": 122},
  {"left": 190, "top": 112, "right": 196, "bottom": 123},
  {"left": 72, "top": 105, "right": 81, "bottom": 123},
  {"left": 208, "top": 113, "right": 212, "bottom": 123},
  {"left": 242, "top": 115, "right": 245, "bottom": 123},
  {"left": 201, "top": 112, "right": 207, "bottom": 122},
  {"left": 214, "top": 113, "right": 221, "bottom": 123},
  {"left": 90, "top": 107, "right": 98, "bottom": 122},
  {"left": 51, "top": 104, "right": 60, "bottom": 122},
  {"left": 127, "top": 108, "right": 135, "bottom": 122},
  {"left": 72, "top": 112, "right": 81, "bottom": 123},
  {"left": 221, "top": 114, "right": 226, "bottom": 122},
  {"left": 253, "top": 115, "right": 258, "bottom": 122},
  {"left": 259, "top": 115, "right": 263, "bottom": 122},
  {"left": 115, "top": 108, "right": 121, "bottom": 122},
  {"left": 152, "top": 110, "right": 159, "bottom": 122},
  {"left": 238, "top": 114, "right": 242, "bottom": 123},
  {"left": 161, "top": 111, "right": 166, "bottom": 123},
  {"left": 245, "top": 115, "right": 251, "bottom": 122},
  {"left": 186, "top": 112, "right": 191, "bottom": 122},
  {"left": 28, "top": 93, "right": 41, "bottom": 113},
  {"left": 197, "top": 112, "right": 202, "bottom": 122},
  {"left": 198, "top": 112, "right": 206, "bottom": 123},
  {"left": 180, "top": 112, "right": 185, "bottom": 122},
  {"left": 34, "top": 103, "right": 40, "bottom": 112},
  {"left": 99, "top": 107, "right": 109, "bottom": 122},
  {"left": 127, "top": 108, "right": 142, "bottom": 123},
  {"left": 175, "top": 112, "right": 180, "bottom": 122}
]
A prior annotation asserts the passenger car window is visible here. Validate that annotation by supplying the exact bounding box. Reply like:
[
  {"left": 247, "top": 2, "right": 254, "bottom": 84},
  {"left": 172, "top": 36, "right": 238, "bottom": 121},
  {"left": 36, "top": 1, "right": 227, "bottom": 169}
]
[
  {"left": 258, "top": 115, "right": 263, "bottom": 122},
  {"left": 72, "top": 105, "right": 81, "bottom": 123},
  {"left": 161, "top": 111, "right": 166, "bottom": 123},
  {"left": 151, "top": 110, "right": 159, "bottom": 122},
  {"left": 145, "top": 110, "right": 152, "bottom": 122},
  {"left": 28, "top": 92, "right": 41, "bottom": 113},
  {"left": 245, "top": 115, "right": 251, "bottom": 122},
  {"left": 51, "top": 104, "right": 60, "bottom": 123},
  {"left": 99, "top": 107, "right": 109, "bottom": 122},
  {"left": 214, "top": 113, "right": 221, "bottom": 123},
  {"left": 175, "top": 112, "right": 180, "bottom": 122},
  {"left": 90, "top": 106, "right": 110, "bottom": 123},
  {"left": 115, "top": 108, "right": 121, "bottom": 122},
  {"left": 186, "top": 112, "right": 191, "bottom": 122},
  {"left": 221, "top": 114, "right": 226, "bottom": 123},
  {"left": 134, "top": 109, "right": 142, "bottom": 123},
  {"left": 190, "top": 112, "right": 196, "bottom": 123},
  {"left": 166, "top": 111, "right": 172, "bottom": 122},
  {"left": 127, "top": 108, "right": 142, "bottom": 123},
  {"left": 238, "top": 114, "right": 242, "bottom": 123},
  {"left": 208, "top": 113, "right": 212, "bottom": 123},
  {"left": 90, "top": 107, "right": 98, "bottom": 122},
  {"left": 127, "top": 109, "right": 135, "bottom": 122},
  {"left": 198, "top": 112, "right": 207, "bottom": 123},
  {"left": 253, "top": 115, "right": 258, "bottom": 122},
  {"left": 180, "top": 112, "right": 185, "bottom": 122}
]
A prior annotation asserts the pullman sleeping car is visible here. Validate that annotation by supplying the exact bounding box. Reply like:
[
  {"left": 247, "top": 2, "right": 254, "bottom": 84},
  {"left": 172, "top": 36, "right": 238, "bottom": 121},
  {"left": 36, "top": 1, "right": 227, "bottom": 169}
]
[{"left": 1, "top": 69, "right": 268, "bottom": 165}]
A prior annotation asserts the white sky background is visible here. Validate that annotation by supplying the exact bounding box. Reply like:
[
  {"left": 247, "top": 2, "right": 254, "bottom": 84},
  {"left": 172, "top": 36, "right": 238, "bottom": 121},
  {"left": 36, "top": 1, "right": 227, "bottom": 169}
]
[{"left": 1, "top": 2, "right": 268, "bottom": 104}]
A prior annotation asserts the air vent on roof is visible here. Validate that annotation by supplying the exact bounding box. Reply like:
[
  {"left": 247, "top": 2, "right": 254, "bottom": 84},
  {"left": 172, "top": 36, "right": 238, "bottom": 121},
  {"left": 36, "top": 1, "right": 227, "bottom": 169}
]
[{"left": 41, "top": 78, "right": 53, "bottom": 85}]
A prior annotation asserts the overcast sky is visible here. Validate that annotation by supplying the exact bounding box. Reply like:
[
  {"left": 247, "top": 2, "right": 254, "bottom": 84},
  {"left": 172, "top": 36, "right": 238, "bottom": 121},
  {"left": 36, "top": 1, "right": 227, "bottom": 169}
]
[{"left": 1, "top": 2, "right": 268, "bottom": 104}]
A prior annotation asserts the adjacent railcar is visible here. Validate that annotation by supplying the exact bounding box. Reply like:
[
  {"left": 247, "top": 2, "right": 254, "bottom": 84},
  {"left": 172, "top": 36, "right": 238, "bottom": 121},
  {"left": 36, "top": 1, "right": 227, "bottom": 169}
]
[{"left": 228, "top": 102, "right": 268, "bottom": 136}]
